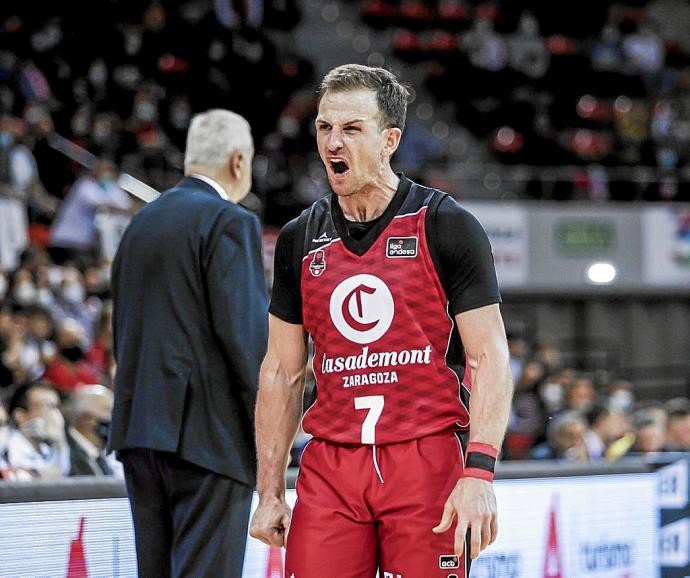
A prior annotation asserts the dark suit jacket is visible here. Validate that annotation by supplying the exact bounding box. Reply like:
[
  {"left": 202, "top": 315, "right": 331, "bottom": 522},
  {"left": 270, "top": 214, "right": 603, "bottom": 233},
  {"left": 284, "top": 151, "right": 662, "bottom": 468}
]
[
  {"left": 109, "top": 177, "right": 268, "bottom": 485},
  {"left": 67, "top": 430, "right": 108, "bottom": 476}
]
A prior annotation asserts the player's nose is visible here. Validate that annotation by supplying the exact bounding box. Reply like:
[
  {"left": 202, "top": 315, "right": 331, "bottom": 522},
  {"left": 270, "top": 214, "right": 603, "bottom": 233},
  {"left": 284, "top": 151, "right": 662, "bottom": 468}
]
[{"left": 326, "top": 128, "right": 344, "bottom": 151}]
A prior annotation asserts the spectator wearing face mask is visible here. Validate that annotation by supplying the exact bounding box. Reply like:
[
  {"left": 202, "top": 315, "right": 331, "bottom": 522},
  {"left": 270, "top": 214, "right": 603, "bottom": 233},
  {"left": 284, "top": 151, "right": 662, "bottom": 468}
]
[
  {"left": 42, "top": 318, "right": 101, "bottom": 394},
  {"left": 0, "top": 305, "right": 56, "bottom": 384},
  {"left": 66, "top": 384, "right": 121, "bottom": 477},
  {"left": 49, "top": 268, "right": 99, "bottom": 346},
  {"left": 48, "top": 160, "right": 132, "bottom": 267},
  {"left": 0, "top": 117, "right": 56, "bottom": 271},
  {"left": 608, "top": 379, "right": 636, "bottom": 414},
  {"left": 9, "top": 267, "right": 38, "bottom": 307},
  {"left": 3, "top": 382, "right": 70, "bottom": 478}
]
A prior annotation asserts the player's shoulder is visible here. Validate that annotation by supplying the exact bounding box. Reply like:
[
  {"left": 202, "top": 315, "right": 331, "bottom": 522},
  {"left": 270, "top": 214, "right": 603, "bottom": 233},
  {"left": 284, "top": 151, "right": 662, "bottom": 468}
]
[
  {"left": 432, "top": 193, "right": 485, "bottom": 231},
  {"left": 278, "top": 196, "right": 331, "bottom": 242},
  {"left": 277, "top": 214, "right": 304, "bottom": 246}
]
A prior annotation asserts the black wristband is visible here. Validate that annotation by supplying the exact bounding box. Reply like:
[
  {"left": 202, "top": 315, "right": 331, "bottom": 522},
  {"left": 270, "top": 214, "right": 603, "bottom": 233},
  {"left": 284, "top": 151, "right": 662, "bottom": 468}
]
[{"left": 465, "top": 451, "right": 496, "bottom": 473}]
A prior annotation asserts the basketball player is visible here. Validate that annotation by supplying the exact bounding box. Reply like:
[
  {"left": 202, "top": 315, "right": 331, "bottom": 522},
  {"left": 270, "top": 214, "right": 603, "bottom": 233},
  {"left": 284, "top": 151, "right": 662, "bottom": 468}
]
[{"left": 250, "top": 64, "right": 513, "bottom": 577}]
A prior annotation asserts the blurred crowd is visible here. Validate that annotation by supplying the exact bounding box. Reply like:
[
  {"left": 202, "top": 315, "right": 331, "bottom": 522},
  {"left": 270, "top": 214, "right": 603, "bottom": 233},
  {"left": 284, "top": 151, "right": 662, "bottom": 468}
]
[
  {"left": 0, "top": 0, "right": 316, "bottom": 227},
  {"left": 0, "top": 0, "right": 314, "bottom": 480},
  {"left": 362, "top": 0, "right": 690, "bottom": 200},
  {"left": 503, "top": 333, "right": 690, "bottom": 461},
  {"left": 2, "top": 0, "right": 690, "bottom": 482}
]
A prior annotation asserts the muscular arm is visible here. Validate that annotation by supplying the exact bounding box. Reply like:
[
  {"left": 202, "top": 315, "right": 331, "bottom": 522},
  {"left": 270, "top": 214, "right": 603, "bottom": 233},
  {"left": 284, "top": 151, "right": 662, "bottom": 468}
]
[
  {"left": 458, "top": 303, "right": 513, "bottom": 450},
  {"left": 434, "top": 303, "right": 513, "bottom": 559},
  {"left": 251, "top": 314, "right": 308, "bottom": 546}
]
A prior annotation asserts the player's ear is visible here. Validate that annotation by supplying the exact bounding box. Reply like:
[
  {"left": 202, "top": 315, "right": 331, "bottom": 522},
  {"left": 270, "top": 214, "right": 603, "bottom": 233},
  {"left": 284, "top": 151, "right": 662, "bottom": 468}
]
[{"left": 385, "top": 127, "right": 402, "bottom": 157}]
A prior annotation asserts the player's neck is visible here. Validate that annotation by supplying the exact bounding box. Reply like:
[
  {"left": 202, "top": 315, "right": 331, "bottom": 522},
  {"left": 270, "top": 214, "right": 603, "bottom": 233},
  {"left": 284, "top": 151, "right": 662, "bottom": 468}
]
[{"left": 337, "top": 170, "right": 399, "bottom": 222}]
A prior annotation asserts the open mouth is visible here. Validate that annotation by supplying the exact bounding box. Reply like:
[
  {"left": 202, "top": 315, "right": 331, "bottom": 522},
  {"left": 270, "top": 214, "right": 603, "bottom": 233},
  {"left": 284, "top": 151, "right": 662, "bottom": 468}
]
[{"left": 330, "top": 159, "right": 349, "bottom": 175}]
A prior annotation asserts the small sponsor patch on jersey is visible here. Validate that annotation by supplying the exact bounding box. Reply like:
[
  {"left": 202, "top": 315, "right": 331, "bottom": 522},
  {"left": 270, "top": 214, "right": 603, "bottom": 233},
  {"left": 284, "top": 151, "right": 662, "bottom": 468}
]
[
  {"left": 309, "top": 250, "right": 326, "bottom": 277},
  {"left": 439, "top": 555, "right": 460, "bottom": 569},
  {"left": 386, "top": 236, "right": 418, "bottom": 258},
  {"left": 312, "top": 232, "right": 332, "bottom": 243}
]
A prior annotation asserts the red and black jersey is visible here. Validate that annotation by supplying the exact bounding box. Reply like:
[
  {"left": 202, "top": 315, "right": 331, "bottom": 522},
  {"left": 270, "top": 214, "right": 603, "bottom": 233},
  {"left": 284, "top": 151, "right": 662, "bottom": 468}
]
[{"left": 270, "top": 175, "right": 500, "bottom": 444}]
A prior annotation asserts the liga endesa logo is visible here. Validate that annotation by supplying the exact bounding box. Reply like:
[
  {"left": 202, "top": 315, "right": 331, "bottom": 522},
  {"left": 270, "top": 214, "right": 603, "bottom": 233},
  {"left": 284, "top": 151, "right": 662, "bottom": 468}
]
[{"left": 329, "top": 274, "right": 394, "bottom": 344}]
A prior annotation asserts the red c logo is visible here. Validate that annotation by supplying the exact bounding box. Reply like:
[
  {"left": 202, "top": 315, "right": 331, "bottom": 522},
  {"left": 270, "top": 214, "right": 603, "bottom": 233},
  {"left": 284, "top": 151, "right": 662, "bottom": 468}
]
[{"left": 342, "top": 284, "right": 379, "bottom": 331}]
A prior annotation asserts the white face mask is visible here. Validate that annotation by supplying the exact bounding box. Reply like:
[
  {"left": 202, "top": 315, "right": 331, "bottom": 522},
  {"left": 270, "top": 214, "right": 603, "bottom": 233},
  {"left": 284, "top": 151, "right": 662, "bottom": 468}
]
[
  {"left": 62, "top": 283, "right": 85, "bottom": 304},
  {"left": 540, "top": 382, "right": 563, "bottom": 410},
  {"left": 0, "top": 425, "right": 10, "bottom": 449},
  {"left": 14, "top": 281, "right": 37, "bottom": 305},
  {"left": 36, "top": 287, "right": 54, "bottom": 307},
  {"left": 610, "top": 390, "right": 634, "bottom": 413}
]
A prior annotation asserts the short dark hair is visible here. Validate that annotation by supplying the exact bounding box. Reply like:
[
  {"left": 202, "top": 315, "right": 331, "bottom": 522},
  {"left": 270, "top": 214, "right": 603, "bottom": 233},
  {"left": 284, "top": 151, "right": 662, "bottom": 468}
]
[
  {"left": 8, "top": 382, "right": 56, "bottom": 421},
  {"left": 318, "top": 64, "right": 410, "bottom": 131},
  {"left": 666, "top": 398, "right": 690, "bottom": 421},
  {"left": 585, "top": 403, "right": 610, "bottom": 427}
]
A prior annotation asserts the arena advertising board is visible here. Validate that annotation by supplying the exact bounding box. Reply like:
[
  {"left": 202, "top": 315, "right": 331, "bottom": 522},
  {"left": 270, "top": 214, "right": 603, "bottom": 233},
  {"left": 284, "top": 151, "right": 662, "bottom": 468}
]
[
  {"left": 642, "top": 207, "right": 690, "bottom": 286},
  {"left": 473, "top": 474, "right": 659, "bottom": 578},
  {"left": 460, "top": 203, "right": 529, "bottom": 288},
  {"left": 0, "top": 473, "right": 658, "bottom": 577}
]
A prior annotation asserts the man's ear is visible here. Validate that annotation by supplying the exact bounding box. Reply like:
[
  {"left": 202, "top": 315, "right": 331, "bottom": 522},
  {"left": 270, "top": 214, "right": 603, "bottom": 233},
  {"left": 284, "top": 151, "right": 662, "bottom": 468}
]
[{"left": 229, "top": 152, "right": 244, "bottom": 180}]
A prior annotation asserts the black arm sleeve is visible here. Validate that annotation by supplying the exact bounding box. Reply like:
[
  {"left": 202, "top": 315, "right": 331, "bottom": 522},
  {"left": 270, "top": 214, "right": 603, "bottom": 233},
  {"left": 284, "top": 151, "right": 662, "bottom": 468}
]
[
  {"left": 268, "top": 217, "right": 304, "bottom": 324},
  {"left": 427, "top": 195, "right": 501, "bottom": 316}
]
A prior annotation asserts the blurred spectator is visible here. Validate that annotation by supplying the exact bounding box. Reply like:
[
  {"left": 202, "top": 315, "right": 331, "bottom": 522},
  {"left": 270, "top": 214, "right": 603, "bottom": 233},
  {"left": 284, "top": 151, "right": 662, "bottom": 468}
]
[
  {"left": 564, "top": 374, "right": 596, "bottom": 412},
  {"left": 0, "top": 402, "right": 9, "bottom": 470},
  {"left": 85, "top": 306, "right": 114, "bottom": 379},
  {"left": 538, "top": 368, "right": 574, "bottom": 416},
  {"left": 622, "top": 24, "right": 665, "bottom": 76},
  {"left": 49, "top": 267, "right": 99, "bottom": 345},
  {"left": 608, "top": 378, "right": 636, "bottom": 414},
  {"left": 0, "top": 305, "right": 17, "bottom": 388},
  {"left": 66, "top": 384, "right": 121, "bottom": 477},
  {"left": 608, "top": 405, "right": 667, "bottom": 458},
  {"left": 8, "top": 267, "right": 37, "bottom": 307},
  {"left": 591, "top": 25, "right": 624, "bottom": 72},
  {"left": 507, "top": 331, "right": 529, "bottom": 383},
  {"left": 505, "top": 359, "right": 546, "bottom": 459},
  {"left": 508, "top": 12, "right": 549, "bottom": 79},
  {"left": 630, "top": 413, "right": 667, "bottom": 454},
  {"left": 0, "top": 304, "right": 56, "bottom": 384},
  {"left": 529, "top": 411, "right": 589, "bottom": 460},
  {"left": 664, "top": 398, "right": 690, "bottom": 451},
  {"left": 42, "top": 318, "right": 101, "bottom": 394},
  {"left": 464, "top": 18, "right": 507, "bottom": 72},
  {"left": 534, "top": 338, "right": 561, "bottom": 374},
  {"left": 583, "top": 403, "right": 628, "bottom": 460},
  {"left": 49, "top": 160, "right": 132, "bottom": 266},
  {"left": 2, "top": 382, "right": 69, "bottom": 478}
]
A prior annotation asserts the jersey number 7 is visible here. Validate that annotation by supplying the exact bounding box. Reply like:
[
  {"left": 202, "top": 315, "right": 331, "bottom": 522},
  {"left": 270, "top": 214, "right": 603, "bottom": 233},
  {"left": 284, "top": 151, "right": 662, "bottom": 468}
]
[{"left": 354, "top": 395, "right": 384, "bottom": 444}]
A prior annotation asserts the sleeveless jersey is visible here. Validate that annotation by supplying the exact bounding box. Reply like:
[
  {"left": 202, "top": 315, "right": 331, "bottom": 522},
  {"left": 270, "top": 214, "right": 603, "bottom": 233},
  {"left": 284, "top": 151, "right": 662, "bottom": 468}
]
[{"left": 299, "top": 183, "right": 471, "bottom": 445}]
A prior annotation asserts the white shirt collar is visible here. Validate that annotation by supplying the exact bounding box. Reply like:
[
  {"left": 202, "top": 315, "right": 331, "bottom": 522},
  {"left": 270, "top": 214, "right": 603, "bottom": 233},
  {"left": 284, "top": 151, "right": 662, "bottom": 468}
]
[
  {"left": 69, "top": 426, "right": 100, "bottom": 460},
  {"left": 188, "top": 174, "right": 230, "bottom": 202}
]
